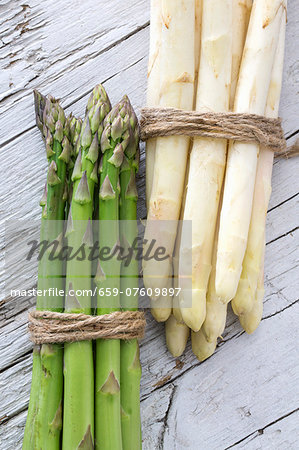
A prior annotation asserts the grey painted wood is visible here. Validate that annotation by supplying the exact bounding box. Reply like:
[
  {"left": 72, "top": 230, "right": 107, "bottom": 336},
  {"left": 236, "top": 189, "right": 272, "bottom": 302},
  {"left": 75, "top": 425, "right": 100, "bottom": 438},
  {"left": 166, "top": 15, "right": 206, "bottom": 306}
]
[{"left": 0, "top": 0, "right": 298, "bottom": 448}]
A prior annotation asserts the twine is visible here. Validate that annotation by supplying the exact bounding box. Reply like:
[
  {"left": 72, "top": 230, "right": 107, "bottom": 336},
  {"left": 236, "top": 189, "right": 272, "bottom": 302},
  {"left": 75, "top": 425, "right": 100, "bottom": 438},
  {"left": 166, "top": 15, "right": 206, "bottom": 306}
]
[
  {"left": 140, "top": 107, "right": 287, "bottom": 154},
  {"left": 28, "top": 310, "right": 146, "bottom": 344}
]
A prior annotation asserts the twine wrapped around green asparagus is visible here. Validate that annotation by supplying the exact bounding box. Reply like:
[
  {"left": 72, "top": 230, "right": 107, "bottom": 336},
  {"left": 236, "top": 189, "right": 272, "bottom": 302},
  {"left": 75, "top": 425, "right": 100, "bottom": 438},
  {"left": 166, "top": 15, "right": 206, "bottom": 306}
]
[
  {"left": 28, "top": 310, "right": 146, "bottom": 344},
  {"left": 140, "top": 107, "right": 288, "bottom": 153}
]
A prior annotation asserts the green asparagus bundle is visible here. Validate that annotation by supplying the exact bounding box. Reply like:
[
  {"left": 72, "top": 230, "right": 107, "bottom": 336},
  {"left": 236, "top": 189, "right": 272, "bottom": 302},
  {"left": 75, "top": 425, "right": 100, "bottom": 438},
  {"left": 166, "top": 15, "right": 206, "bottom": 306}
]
[
  {"left": 95, "top": 96, "right": 139, "bottom": 449},
  {"left": 63, "top": 85, "right": 111, "bottom": 450},
  {"left": 119, "top": 102, "right": 142, "bottom": 449},
  {"left": 24, "top": 87, "right": 142, "bottom": 450},
  {"left": 23, "top": 91, "right": 72, "bottom": 449}
]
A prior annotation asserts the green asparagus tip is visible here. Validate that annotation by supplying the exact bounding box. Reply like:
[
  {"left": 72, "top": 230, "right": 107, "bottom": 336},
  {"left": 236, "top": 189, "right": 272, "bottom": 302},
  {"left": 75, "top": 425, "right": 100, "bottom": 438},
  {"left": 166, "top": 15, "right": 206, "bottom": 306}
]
[
  {"left": 86, "top": 133, "right": 99, "bottom": 164},
  {"left": 80, "top": 117, "right": 93, "bottom": 148},
  {"left": 108, "top": 143, "right": 124, "bottom": 168},
  {"left": 90, "top": 162, "right": 98, "bottom": 184},
  {"left": 59, "top": 136, "right": 72, "bottom": 164},
  {"left": 99, "top": 175, "right": 115, "bottom": 200},
  {"left": 74, "top": 171, "right": 91, "bottom": 205},
  {"left": 47, "top": 160, "right": 61, "bottom": 186},
  {"left": 54, "top": 120, "right": 64, "bottom": 143},
  {"left": 71, "top": 149, "right": 83, "bottom": 181}
]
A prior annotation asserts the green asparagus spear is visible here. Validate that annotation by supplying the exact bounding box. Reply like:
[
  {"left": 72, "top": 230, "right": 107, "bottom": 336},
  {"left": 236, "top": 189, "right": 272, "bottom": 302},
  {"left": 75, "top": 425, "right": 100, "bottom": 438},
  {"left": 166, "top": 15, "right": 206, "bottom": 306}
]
[
  {"left": 67, "top": 114, "right": 82, "bottom": 213},
  {"left": 23, "top": 91, "right": 71, "bottom": 450},
  {"left": 119, "top": 103, "right": 142, "bottom": 450},
  {"left": 63, "top": 85, "right": 111, "bottom": 450},
  {"left": 22, "top": 347, "right": 41, "bottom": 449},
  {"left": 95, "top": 95, "right": 136, "bottom": 450}
]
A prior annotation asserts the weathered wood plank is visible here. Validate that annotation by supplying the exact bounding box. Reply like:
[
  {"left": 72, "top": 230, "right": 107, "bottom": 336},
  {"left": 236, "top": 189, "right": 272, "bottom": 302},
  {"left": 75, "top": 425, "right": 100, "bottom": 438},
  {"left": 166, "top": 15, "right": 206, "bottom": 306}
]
[
  {"left": 279, "top": 0, "right": 299, "bottom": 138},
  {"left": 0, "top": 28, "right": 149, "bottom": 223},
  {"left": 0, "top": 0, "right": 298, "bottom": 448},
  {"left": 232, "top": 408, "right": 299, "bottom": 449},
  {"left": 0, "top": 410, "right": 27, "bottom": 450},
  {"left": 160, "top": 305, "right": 299, "bottom": 449},
  {"left": 0, "top": 0, "right": 298, "bottom": 149},
  {"left": 0, "top": 0, "right": 149, "bottom": 145},
  {"left": 266, "top": 194, "right": 298, "bottom": 243}
]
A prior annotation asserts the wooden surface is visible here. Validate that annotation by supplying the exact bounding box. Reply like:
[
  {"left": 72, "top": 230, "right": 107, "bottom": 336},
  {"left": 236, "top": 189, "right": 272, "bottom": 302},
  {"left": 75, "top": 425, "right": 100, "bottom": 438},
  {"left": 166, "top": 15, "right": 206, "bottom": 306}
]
[{"left": 0, "top": 1, "right": 298, "bottom": 448}]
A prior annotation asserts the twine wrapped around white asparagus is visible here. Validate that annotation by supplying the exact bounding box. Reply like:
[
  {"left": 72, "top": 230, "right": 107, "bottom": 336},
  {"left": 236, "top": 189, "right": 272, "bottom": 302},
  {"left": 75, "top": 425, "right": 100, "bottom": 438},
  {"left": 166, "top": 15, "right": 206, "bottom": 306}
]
[
  {"left": 232, "top": 13, "right": 287, "bottom": 318},
  {"left": 146, "top": 0, "right": 162, "bottom": 209},
  {"left": 143, "top": 0, "right": 195, "bottom": 302},
  {"left": 179, "top": 0, "right": 233, "bottom": 332},
  {"left": 215, "top": 0, "right": 287, "bottom": 303}
]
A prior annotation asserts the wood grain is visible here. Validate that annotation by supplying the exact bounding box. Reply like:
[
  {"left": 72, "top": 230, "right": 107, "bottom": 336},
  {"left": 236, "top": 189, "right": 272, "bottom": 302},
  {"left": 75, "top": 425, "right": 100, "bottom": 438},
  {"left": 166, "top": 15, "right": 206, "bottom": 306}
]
[{"left": 0, "top": 0, "right": 298, "bottom": 448}]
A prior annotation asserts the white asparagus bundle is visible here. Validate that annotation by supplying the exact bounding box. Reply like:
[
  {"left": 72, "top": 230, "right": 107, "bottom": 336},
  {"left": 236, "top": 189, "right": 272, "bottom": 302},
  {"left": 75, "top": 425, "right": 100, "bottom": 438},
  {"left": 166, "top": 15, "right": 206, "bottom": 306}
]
[
  {"left": 143, "top": 0, "right": 195, "bottom": 299},
  {"left": 232, "top": 17, "right": 286, "bottom": 317},
  {"left": 215, "top": 0, "right": 287, "bottom": 303},
  {"left": 179, "top": 0, "right": 233, "bottom": 332},
  {"left": 198, "top": 0, "right": 252, "bottom": 350},
  {"left": 146, "top": 0, "right": 162, "bottom": 208}
]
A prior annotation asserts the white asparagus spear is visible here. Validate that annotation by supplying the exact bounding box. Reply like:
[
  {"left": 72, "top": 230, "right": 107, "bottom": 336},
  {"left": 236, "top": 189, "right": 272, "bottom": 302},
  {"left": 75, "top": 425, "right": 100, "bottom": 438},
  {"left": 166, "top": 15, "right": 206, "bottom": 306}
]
[
  {"left": 191, "top": 329, "right": 217, "bottom": 362},
  {"left": 143, "top": 0, "right": 195, "bottom": 297},
  {"left": 171, "top": 0, "right": 202, "bottom": 327},
  {"left": 202, "top": 214, "right": 227, "bottom": 343},
  {"left": 232, "top": 16, "right": 286, "bottom": 316},
  {"left": 173, "top": 156, "right": 190, "bottom": 324},
  {"left": 215, "top": 0, "right": 287, "bottom": 303},
  {"left": 164, "top": 0, "right": 203, "bottom": 337},
  {"left": 179, "top": 0, "right": 233, "bottom": 332},
  {"left": 230, "top": 0, "right": 252, "bottom": 109},
  {"left": 166, "top": 314, "right": 190, "bottom": 357},
  {"left": 194, "top": 0, "right": 203, "bottom": 106},
  {"left": 146, "top": 0, "right": 162, "bottom": 208},
  {"left": 151, "top": 275, "right": 172, "bottom": 322},
  {"left": 200, "top": 0, "right": 252, "bottom": 346},
  {"left": 166, "top": 158, "right": 191, "bottom": 354},
  {"left": 239, "top": 246, "right": 265, "bottom": 334}
]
